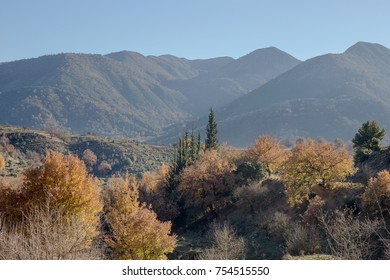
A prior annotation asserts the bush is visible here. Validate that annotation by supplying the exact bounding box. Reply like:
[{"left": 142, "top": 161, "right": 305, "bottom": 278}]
[
  {"left": 235, "top": 161, "right": 268, "bottom": 184},
  {"left": 0, "top": 206, "right": 102, "bottom": 259},
  {"left": 284, "top": 224, "right": 322, "bottom": 256},
  {"left": 319, "top": 209, "right": 381, "bottom": 259},
  {"left": 199, "top": 222, "right": 246, "bottom": 260}
]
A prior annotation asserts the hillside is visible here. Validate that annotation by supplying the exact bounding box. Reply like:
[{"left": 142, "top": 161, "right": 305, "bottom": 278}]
[
  {"left": 166, "top": 47, "right": 301, "bottom": 115},
  {"left": 0, "top": 125, "right": 172, "bottom": 177},
  {"left": 215, "top": 42, "right": 390, "bottom": 146},
  {"left": 0, "top": 48, "right": 299, "bottom": 140}
]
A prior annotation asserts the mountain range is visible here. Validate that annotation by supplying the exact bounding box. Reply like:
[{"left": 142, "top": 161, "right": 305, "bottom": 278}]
[
  {"left": 1, "top": 42, "right": 390, "bottom": 146},
  {"left": 0, "top": 47, "right": 299, "bottom": 140},
  {"left": 215, "top": 42, "right": 390, "bottom": 146}
]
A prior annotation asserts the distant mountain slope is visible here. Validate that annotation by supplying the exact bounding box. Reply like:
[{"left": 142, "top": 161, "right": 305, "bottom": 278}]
[
  {"left": 0, "top": 53, "right": 194, "bottom": 138},
  {"left": 216, "top": 42, "right": 390, "bottom": 146},
  {"left": 0, "top": 47, "right": 299, "bottom": 139},
  {"left": 166, "top": 47, "right": 301, "bottom": 115}
]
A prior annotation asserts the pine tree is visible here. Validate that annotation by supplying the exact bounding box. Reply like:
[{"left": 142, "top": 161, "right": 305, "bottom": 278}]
[
  {"left": 205, "top": 108, "right": 219, "bottom": 150},
  {"left": 352, "top": 120, "right": 385, "bottom": 164}
]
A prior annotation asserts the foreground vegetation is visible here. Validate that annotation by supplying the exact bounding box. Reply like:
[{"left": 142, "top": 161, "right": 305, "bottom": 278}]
[{"left": 1, "top": 118, "right": 390, "bottom": 260}]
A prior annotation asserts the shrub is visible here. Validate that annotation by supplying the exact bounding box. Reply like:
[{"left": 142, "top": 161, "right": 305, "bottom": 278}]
[
  {"left": 199, "top": 222, "right": 246, "bottom": 260},
  {"left": 319, "top": 209, "right": 381, "bottom": 259},
  {"left": 0, "top": 206, "right": 101, "bottom": 259}
]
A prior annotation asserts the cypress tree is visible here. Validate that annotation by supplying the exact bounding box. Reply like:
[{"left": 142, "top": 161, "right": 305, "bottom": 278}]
[
  {"left": 190, "top": 129, "right": 197, "bottom": 161},
  {"left": 205, "top": 108, "right": 219, "bottom": 150}
]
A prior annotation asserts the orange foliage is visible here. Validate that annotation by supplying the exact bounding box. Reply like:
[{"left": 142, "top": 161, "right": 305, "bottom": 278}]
[
  {"left": 22, "top": 151, "right": 102, "bottom": 240},
  {"left": 281, "top": 139, "right": 355, "bottom": 206},
  {"left": 362, "top": 170, "right": 390, "bottom": 215},
  {"left": 247, "top": 135, "right": 289, "bottom": 173},
  {"left": 0, "top": 154, "right": 5, "bottom": 170},
  {"left": 104, "top": 175, "right": 176, "bottom": 260},
  {"left": 178, "top": 149, "right": 236, "bottom": 217},
  {"left": 98, "top": 161, "right": 111, "bottom": 175},
  {"left": 82, "top": 149, "right": 97, "bottom": 168}
]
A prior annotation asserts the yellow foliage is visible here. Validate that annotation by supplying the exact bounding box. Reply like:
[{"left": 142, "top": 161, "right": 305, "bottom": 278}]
[
  {"left": 247, "top": 135, "right": 289, "bottom": 173},
  {"left": 104, "top": 175, "right": 176, "bottom": 260},
  {"left": 22, "top": 151, "right": 102, "bottom": 241},
  {"left": 281, "top": 139, "right": 355, "bottom": 206},
  {"left": 362, "top": 170, "right": 390, "bottom": 215}
]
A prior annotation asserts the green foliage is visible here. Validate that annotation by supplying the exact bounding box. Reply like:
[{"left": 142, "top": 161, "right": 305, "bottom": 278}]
[
  {"left": 352, "top": 120, "right": 385, "bottom": 164},
  {"left": 235, "top": 161, "right": 268, "bottom": 183},
  {"left": 205, "top": 108, "right": 219, "bottom": 150}
]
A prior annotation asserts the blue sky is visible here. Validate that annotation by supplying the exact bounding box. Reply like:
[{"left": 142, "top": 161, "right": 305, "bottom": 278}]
[{"left": 1, "top": 0, "right": 389, "bottom": 62}]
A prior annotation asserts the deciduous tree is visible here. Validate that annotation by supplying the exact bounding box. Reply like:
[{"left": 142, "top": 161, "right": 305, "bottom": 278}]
[
  {"left": 178, "top": 149, "right": 236, "bottom": 219},
  {"left": 281, "top": 139, "right": 355, "bottom": 206},
  {"left": 22, "top": 151, "right": 102, "bottom": 241},
  {"left": 104, "top": 175, "right": 176, "bottom": 260},
  {"left": 247, "top": 135, "right": 289, "bottom": 174}
]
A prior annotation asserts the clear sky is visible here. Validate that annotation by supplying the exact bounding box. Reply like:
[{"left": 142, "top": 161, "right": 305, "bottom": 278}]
[{"left": 1, "top": 0, "right": 389, "bottom": 62}]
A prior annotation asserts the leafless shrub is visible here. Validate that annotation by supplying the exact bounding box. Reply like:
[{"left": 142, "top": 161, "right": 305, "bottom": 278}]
[
  {"left": 319, "top": 208, "right": 381, "bottom": 259},
  {"left": 0, "top": 206, "right": 102, "bottom": 260},
  {"left": 199, "top": 222, "right": 246, "bottom": 260},
  {"left": 285, "top": 224, "right": 322, "bottom": 256},
  {"left": 266, "top": 212, "right": 291, "bottom": 240}
]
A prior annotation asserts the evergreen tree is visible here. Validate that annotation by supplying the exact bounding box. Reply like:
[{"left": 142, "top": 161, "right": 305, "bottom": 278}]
[
  {"left": 205, "top": 108, "right": 219, "bottom": 150},
  {"left": 352, "top": 120, "right": 385, "bottom": 164},
  {"left": 190, "top": 129, "right": 197, "bottom": 161}
]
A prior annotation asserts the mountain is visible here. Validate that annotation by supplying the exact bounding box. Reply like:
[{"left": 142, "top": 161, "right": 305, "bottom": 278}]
[
  {"left": 166, "top": 47, "right": 301, "bottom": 115},
  {"left": 215, "top": 42, "right": 390, "bottom": 146},
  {"left": 0, "top": 47, "right": 299, "bottom": 139}
]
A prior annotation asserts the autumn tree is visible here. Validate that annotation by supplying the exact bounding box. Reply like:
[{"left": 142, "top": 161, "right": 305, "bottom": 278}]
[
  {"left": 22, "top": 151, "right": 102, "bottom": 242},
  {"left": 247, "top": 135, "right": 289, "bottom": 174},
  {"left": 362, "top": 170, "right": 390, "bottom": 216},
  {"left": 98, "top": 160, "right": 112, "bottom": 175},
  {"left": 352, "top": 120, "right": 385, "bottom": 164},
  {"left": 82, "top": 149, "right": 97, "bottom": 170},
  {"left": 205, "top": 108, "right": 218, "bottom": 150},
  {"left": 280, "top": 139, "right": 355, "bottom": 206},
  {"left": 104, "top": 175, "right": 176, "bottom": 260},
  {"left": 178, "top": 149, "right": 236, "bottom": 221}
]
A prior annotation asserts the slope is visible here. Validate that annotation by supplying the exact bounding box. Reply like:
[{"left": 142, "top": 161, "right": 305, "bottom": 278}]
[
  {"left": 216, "top": 42, "right": 390, "bottom": 146},
  {"left": 166, "top": 47, "right": 301, "bottom": 115}
]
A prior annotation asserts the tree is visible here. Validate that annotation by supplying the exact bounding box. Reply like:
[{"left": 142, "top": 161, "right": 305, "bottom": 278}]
[
  {"left": 98, "top": 160, "right": 112, "bottom": 175},
  {"left": 22, "top": 151, "right": 102, "bottom": 244},
  {"left": 280, "top": 139, "right": 355, "bottom": 206},
  {"left": 82, "top": 149, "right": 97, "bottom": 170},
  {"left": 247, "top": 135, "right": 289, "bottom": 174},
  {"left": 178, "top": 149, "right": 236, "bottom": 220},
  {"left": 205, "top": 108, "right": 219, "bottom": 150},
  {"left": 352, "top": 120, "right": 385, "bottom": 164},
  {"left": 103, "top": 175, "right": 176, "bottom": 260},
  {"left": 362, "top": 170, "right": 390, "bottom": 216}
]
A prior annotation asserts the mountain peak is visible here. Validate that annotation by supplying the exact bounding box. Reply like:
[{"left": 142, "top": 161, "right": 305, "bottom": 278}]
[{"left": 345, "top": 41, "right": 388, "bottom": 55}]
